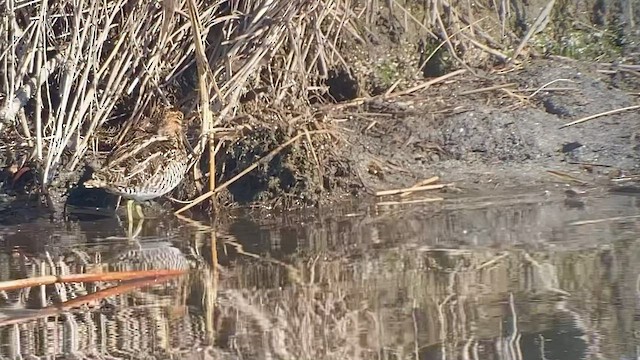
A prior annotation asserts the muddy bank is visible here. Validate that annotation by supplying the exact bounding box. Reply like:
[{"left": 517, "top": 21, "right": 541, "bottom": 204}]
[
  {"left": 0, "top": 0, "right": 639, "bottom": 217},
  {"left": 336, "top": 58, "right": 639, "bottom": 197},
  {"left": 179, "top": 57, "right": 639, "bottom": 212},
  {"left": 0, "top": 57, "right": 638, "bottom": 218}
]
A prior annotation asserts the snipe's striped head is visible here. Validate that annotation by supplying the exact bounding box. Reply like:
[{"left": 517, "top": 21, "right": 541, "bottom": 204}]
[{"left": 158, "top": 107, "right": 184, "bottom": 137}]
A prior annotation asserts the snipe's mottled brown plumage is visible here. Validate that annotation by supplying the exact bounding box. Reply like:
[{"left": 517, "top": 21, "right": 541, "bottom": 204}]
[{"left": 84, "top": 107, "right": 188, "bottom": 218}]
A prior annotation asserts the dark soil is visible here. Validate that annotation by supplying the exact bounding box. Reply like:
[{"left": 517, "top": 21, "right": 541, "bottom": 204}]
[{"left": 339, "top": 58, "right": 639, "bottom": 197}]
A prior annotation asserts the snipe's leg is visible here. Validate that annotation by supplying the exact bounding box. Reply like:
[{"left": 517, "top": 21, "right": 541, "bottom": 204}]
[
  {"left": 134, "top": 203, "right": 145, "bottom": 219},
  {"left": 130, "top": 218, "right": 144, "bottom": 239},
  {"left": 126, "top": 199, "right": 134, "bottom": 237},
  {"left": 126, "top": 199, "right": 135, "bottom": 224},
  {"left": 125, "top": 200, "right": 144, "bottom": 240}
]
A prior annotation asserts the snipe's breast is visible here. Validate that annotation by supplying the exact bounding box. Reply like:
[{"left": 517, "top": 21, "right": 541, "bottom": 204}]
[{"left": 112, "top": 160, "right": 188, "bottom": 202}]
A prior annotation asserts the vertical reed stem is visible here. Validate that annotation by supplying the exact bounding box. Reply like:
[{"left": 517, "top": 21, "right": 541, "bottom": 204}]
[{"left": 186, "top": 0, "right": 216, "bottom": 208}]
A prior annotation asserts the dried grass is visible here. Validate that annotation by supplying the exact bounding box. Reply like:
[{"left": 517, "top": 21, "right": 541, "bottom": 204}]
[
  {"left": 0, "top": 0, "right": 212, "bottom": 183},
  {"left": 0, "top": 0, "right": 519, "bottom": 207}
]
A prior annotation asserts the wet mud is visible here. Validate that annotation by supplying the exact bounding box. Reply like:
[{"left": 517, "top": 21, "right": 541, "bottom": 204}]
[{"left": 344, "top": 58, "right": 639, "bottom": 198}]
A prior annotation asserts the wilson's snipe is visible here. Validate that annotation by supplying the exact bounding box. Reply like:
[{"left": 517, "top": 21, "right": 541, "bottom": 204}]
[{"left": 84, "top": 107, "right": 188, "bottom": 223}]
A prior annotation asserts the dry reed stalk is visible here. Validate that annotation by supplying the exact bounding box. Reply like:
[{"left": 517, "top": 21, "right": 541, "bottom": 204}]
[
  {"left": 559, "top": 105, "right": 640, "bottom": 129},
  {"left": 508, "top": 0, "right": 555, "bottom": 64},
  {"left": 526, "top": 79, "right": 575, "bottom": 98},
  {"left": 546, "top": 170, "right": 589, "bottom": 184},
  {"left": 327, "top": 68, "right": 468, "bottom": 112},
  {"left": 186, "top": 0, "right": 217, "bottom": 202},
  {"left": 458, "top": 83, "right": 516, "bottom": 95},
  {"left": 400, "top": 176, "right": 440, "bottom": 197},
  {"left": 376, "top": 197, "right": 445, "bottom": 206},
  {"left": 375, "top": 183, "right": 452, "bottom": 197},
  {"left": 518, "top": 87, "right": 578, "bottom": 92},
  {"left": 0, "top": 0, "right": 218, "bottom": 189}
]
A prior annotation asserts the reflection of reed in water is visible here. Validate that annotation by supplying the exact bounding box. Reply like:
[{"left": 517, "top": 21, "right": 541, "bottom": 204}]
[
  {"left": 3, "top": 195, "right": 640, "bottom": 358},
  {"left": 0, "top": 288, "right": 209, "bottom": 358},
  {"left": 207, "top": 239, "right": 630, "bottom": 360},
  {"left": 0, "top": 238, "right": 220, "bottom": 359},
  {"left": 100, "top": 291, "right": 205, "bottom": 358}
]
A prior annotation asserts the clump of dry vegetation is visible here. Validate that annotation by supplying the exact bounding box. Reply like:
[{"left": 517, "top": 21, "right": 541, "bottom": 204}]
[{"left": 0, "top": 0, "right": 633, "bottom": 211}]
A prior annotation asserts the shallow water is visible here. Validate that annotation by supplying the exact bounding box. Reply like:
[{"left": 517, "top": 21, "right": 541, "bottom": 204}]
[{"left": 1, "top": 188, "right": 640, "bottom": 360}]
